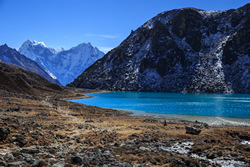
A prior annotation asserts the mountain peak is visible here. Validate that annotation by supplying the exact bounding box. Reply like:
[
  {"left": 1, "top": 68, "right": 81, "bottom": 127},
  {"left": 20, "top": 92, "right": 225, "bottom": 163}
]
[
  {"left": 0, "top": 43, "right": 9, "bottom": 49},
  {"left": 75, "top": 42, "right": 92, "bottom": 48},
  {"left": 20, "top": 39, "right": 47, "bottom": 48},
  {"left": 19, "top": 40, "right": 64, "bottom": 56},
  {"left": 0, "top": 44, "right": 18, "bottom": 53},
  {"left": 19, "top": 40, "right": 33, "bottom": 50},
  {"left": 19, "top": 41, "right": 104, "bottom": 86},
  {"left": 32, "top": 40, "right": 47, "bottom": 47},
  {"left": 69, "top": 42, "right": 99, "bottom": 53},
  {"left": 0, "top": 44, "right": 61, "bottom": 85},
  {"left": 24, "top": 39, "right": 32, "bottom": 45}
]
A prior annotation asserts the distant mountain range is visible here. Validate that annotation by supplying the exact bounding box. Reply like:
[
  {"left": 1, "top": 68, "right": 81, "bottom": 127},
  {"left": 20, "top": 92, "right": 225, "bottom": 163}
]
[
  {"left": 68, "top": 4, "right": 249, "bottom": 93},
  {"left": 0, "top": 44, "right": 60, "bottom": 85},
  {"left": 19, "top": 40, "right": 104, "bottom": 86}
]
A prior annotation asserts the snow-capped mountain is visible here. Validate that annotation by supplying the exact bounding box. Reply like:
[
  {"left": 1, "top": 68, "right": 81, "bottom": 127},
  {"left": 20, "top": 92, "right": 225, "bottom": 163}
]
[
  {"left": 0, "top": 44, "right": 61, "bottom": 85},
  {"left": 68, "top": 4, "right": 249, "bottom": 93},
  {"left": 19, "top": 40, "right": 63, "bottom": 81},
  {"left": 19, "top": 40, "right": 104, "bottom": 86}
]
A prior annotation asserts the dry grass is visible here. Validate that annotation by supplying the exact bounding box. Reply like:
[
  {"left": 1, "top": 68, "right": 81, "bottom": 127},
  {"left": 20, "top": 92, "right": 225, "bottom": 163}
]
[{"left": 0, "top": 88, "right": 249, "bottom": 166}]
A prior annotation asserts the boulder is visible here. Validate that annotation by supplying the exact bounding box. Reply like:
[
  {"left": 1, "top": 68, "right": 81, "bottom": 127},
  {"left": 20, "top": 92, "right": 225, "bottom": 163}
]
[
  {"left": 163, "top": 120, "right": 167, "bottom": 126},
  {"left": 0, "top": 161, "right": 6, "bottom": 166},
  {"left": 71, "top": 156, "right": 83, "bottom": 164},
  {"left": 7, "top": 161, "right": 23, "bottom": 167},
  {"left": 32, "top": 160, "right": 48, "bottom": 167},
  {"left": 5, "top": 153, "right": 14, "bottom": 160},
  {"left": 185, "top": 126, "right": 201, "bottom": 135},
  {"left": 0, "top": 127, "right": 10, "bottom": 141},
  {"left": 11, "top": 134, "right": 28, "bottom": 147}
]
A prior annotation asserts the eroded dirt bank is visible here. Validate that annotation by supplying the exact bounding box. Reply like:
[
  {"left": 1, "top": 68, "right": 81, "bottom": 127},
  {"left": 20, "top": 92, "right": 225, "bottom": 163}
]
[{"left": 0, "top": 88, "right": 249, "bottom": 167}]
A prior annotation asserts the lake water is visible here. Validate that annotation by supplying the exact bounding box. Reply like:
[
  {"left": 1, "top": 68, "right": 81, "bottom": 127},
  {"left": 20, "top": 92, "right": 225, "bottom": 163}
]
[{"left": 71, "top": 91, "right": 250, "bottom": 125}]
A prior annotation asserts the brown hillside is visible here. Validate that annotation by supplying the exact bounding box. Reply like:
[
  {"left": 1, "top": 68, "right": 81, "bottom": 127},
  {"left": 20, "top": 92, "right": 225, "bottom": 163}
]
[{"left": 0, "top": 61, "right": 63, "bottom": 95}]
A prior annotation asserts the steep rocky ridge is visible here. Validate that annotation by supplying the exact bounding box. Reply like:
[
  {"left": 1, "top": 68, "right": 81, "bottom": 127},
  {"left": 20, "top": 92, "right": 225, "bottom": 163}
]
[
  {"left": 0, "top": 61, "right": 62, "bottom": 95},
  {"left": 0, "top": 44, "right": 61, "bottom": 85},
  {"left": 69, "top": 4, "right": 249, "bottom": 93}
]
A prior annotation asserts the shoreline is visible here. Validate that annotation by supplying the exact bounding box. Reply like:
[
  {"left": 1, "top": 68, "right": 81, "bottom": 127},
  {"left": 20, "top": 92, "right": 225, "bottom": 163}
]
[
  {"left": 70, "top": 90, "right": 250, "bottom": 127},
  {"left": 0, "top": 88, "right": 249, "bottom": 166}
]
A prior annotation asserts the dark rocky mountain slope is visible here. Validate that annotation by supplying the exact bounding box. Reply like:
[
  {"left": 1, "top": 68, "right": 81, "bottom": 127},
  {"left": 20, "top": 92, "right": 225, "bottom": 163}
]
[
  {"left": 68, "top": 4, "right": 249, "bottom": 93},
  {"left": 0, "top": 44, "right": 61, "bottom": 85},
  {"left": 0, "top": 61, "right": 62, "bottom": 95}
]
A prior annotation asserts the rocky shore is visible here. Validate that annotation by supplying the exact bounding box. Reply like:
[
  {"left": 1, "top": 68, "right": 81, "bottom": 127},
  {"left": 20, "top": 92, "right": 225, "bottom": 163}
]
[{"left": 0, "top": 88, "right": 249, "bottom": 167}]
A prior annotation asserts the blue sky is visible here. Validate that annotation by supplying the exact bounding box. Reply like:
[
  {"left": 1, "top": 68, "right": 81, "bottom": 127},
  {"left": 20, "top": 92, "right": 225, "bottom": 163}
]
[{"left": 0, "top": 0, "right": 249, "bottom": 53}]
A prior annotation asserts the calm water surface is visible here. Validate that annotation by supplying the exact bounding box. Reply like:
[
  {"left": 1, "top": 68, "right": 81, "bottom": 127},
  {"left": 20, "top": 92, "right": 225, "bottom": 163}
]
[{"left": 71, "top": 92, "right": 250, "bottom": 125}]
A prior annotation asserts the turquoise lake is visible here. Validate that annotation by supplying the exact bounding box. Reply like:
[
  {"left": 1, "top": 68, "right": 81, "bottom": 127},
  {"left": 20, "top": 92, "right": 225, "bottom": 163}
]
[{"left": 71, "top": 92, "right": 250, "bottom": 125}]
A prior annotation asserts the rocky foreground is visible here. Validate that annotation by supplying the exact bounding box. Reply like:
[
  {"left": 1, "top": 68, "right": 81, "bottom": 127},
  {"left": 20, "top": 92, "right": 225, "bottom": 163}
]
[{"left": 0, "top": 88, "right": 249, "bottom": 167}]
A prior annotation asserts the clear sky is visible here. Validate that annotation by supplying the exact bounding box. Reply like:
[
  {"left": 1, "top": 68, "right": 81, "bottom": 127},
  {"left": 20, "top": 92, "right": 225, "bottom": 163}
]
[{"left": 0, "top": 0, "right": 249, "bottom": 53}]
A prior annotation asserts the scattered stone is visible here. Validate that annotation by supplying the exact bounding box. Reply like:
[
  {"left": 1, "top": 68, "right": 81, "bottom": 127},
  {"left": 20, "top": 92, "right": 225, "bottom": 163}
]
[
  {"left": 22, "top": 153, "right": 35, "bottom": 164},
  {"left": 7, "top": 161, "right": 23, "bottom": 167},
  {"left": 32, "top": 160, "right": 48, "bottom": 167},
  {"left": 52, "top": 161, "right": 66, "bottom": 167},
  {"left": 48, "top": 158, "right": 58, "bottom": 164},
  {"left": 113, "top": 142, "right": 120, "bottom": 147},
  {"left": 71, "top": 156, "right": 83, "bottom": 164},
  {"left": 203, "top": 123, "right": 209, "bottom": 129},
  {"left": 21, "top": 148, "right": 40, "bottom": 154},
  {"left": 236, "top": 156, "right": 245, "bottom": 161},
  {"left": 139, "top": 146, "right": 151, "bottom": 151},
  {"left": 103, "top": 150, "right": 113, "bottom": 158},
  {"left": 0, "top": 119, "right": 5, "bottom": 124},
  {"left": 5, "top": 153, "right": 14, "bottom": 160},
  {"left": 25, "top": 157, "right": 35, "bottom": 164},
  {"left": 32, "top": 135, "right": 39, "bottom": 140},
  {"left": 85, "top": 120, "right": 94, "bottom": 123},
  {"left": 15, "top": 135, "right": 28, "bottom": 147},
  {"left": 97, "top": 119, "right": 104, "bottom": 123},
  {"left": 0, "top": 161, "right": 6, "bottom": 166},
  {"left": 142, "top": 119, "right": 157, "bottom": 123},
  {"left": 6, "top": 107, "right": 21, "bottom": 112},
  {"left": 185, "top": 126, "right": 201, "bottom": 135},
  {"left": 217, "top": 150, "right": 223, "bottom": 157},
  {"left": 9, "top": 124, "right": 19, "bottom": 129},
  {"left": 170, "top": 158, "right": 186, "bottom": 167},
  {"left": 0, "top": 127, "right": 10, "bottom": 141},
  {"left": 207, "top": 152, "right": 217, "bottom": 159},
  {"left": 163, "top": 120, "right": 167, "bottom": 126},
  {"left": 129, "top": 133, "right": 139, "bottom": 138}
]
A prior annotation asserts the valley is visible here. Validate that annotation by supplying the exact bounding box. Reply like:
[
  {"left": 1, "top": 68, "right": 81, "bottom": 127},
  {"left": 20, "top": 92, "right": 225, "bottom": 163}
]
[{"left": 0, "top": 3, "right": 249, "bottom": 167}]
